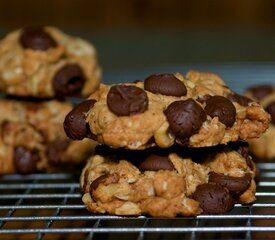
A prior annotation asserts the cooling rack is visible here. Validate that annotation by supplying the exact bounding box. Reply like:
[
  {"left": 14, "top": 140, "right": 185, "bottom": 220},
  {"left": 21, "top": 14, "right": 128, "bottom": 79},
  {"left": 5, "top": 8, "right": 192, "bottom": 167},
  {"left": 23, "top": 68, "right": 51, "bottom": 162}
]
[
  {"left": 1, "top": 62, "right": 275, "bottom": 239},
  {"left": 0, "top": 163, "right": 275, "bottom": 240}
]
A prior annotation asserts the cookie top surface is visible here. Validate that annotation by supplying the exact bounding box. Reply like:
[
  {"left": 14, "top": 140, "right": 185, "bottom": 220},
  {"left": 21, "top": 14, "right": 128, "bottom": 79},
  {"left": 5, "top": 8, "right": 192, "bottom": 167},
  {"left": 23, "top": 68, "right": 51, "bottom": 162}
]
[
  {"left": 65, "top": 71, "right": 270, "bottom": 149},
  {"left": 0, "top": 26, "right": 101, "bottom": 98},
  {"left": 80, "top": 142, "right": 256, "bottom": 217}
]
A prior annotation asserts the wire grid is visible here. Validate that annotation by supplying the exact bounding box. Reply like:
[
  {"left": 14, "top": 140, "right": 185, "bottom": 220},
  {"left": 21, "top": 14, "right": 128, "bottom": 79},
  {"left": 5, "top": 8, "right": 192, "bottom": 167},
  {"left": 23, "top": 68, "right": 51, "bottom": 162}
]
[
  {"left": 0, "top": 61, "right": 275, "bottom": 239},
  {"left": 0, "top": 164, "right": 274, "bottom": 240}
]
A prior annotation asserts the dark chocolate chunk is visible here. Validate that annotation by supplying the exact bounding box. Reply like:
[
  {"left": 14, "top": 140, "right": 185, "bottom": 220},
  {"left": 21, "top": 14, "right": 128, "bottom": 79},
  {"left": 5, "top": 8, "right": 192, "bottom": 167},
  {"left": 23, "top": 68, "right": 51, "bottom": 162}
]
[
  {"left": 144, "top": 74, "right": 187, "bottom": 96},
  {"left": 53, "top": 64, "right": 85, "bottom": 98},
  {"left": 19, "top": 26, "right": 57, "bottom": 51},
  {"left": 235, "top": 141, "right": 251, "bottom": 161},
  {"left": 246, "top": 157, "right": 255, "bottom": 172},
  {"left": 107, "top": 85, "right": 148, "bottom": 116},
  {"left": 227, "top": 92, "right": 252, "bottom": 107},
  {"left": 90, "top": 174, "right": 109, "bottom": 194},
  {"left": 209, "top": 172, "right": 251, "bottom": 195},
  {"left": 90, "top": 173, "right": 119, "bottom": 195},
  {"left": 192, "top": 183, "right": 234, "bottom": 214},
  {"left": 46, "top": 139, "right": 71, "bottom": 164},
  {"left": 63, "top": 99, "right": 96, "bottom": 140},
  {"left": 231, "top": 141, "right": 254, "bottom": 170},
  {"left": 164, "top": 99, "right": 206, "bottom": 141},
  {"left": 138, "top": 154, "right": 175, "bottom": 171},
  {"left": 13, "top": 146, "right": 40, "bottom": 174},
  {"left": 247, "top": 85, "right": 274, "bottom": 101},
  {"left": 205, "top": 96, "right": 236, "bottom": 127},
  {"left": 265, "top": 101, "right": 275, "bottom": 125}
]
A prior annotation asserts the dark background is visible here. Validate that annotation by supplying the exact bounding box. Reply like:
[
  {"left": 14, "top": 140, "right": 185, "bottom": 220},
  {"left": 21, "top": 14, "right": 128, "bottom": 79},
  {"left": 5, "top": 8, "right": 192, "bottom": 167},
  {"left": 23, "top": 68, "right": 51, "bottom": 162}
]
[{"left": 1, "top": 0, "right": 275, "bottom": 89}]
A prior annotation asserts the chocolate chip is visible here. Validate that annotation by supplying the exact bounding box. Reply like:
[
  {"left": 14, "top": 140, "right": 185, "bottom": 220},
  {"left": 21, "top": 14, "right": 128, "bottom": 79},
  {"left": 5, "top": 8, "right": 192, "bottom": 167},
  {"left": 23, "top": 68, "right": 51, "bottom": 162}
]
[
  {"left": 227, "top": 92, "right": 252, "bottom": 107},
  {"left": 138, "top": 154, "right": 175, "bottom": 171},
  {"left": 265, "top": 101, "right": 275, "bottom": 125},
  {"left": 19, "top": 26, "right": 57, "bottom": 51},
  {"left": 53, "top": 64, "right": 85, "bottom": 98},
  {"left": 205, "top": 96, "right": 236, "bottom": 127},
  {"left": 224, "top": 142, "right": 255, "bottom": 171},
  {"left": 90, "top": 173, "right": 119, "bottom": 195},
  {"left": 209, "top": 172, "right": 251, "bottom": 196},
  {"left": 164, "top": 99, "right": 206, "bottom": 141},
  {"left": 235, "top": 141, "right": 254, "bottom": 170},
  {"left": 247, "top": 85, "right": 274, "bottom": 101},
  {"left": 144, "top": 74, "right": 187, "bottom": 96},
  {"left": 247, "top": 159, "right": 256, "bottom": 175},
  {"left": 13, "top": 146, "right": 40, "bottom": 174},
  {"left": 235, "top": 141, "right": 251, "bottom": 160},
  {"left": 107, "top": 85, "right": 148, "bottom": 116},
  {"left": 192, "top": 183, "right": 234, "bottom": 214},
  {"left": 46, "top": 139, "right": 71, "bottom": 164},
  {"left": 90, "top": 174, "right": 109, "bottom": 194},
  {"left": 63, "top": 99, "right": 96, "bottom": 140}
]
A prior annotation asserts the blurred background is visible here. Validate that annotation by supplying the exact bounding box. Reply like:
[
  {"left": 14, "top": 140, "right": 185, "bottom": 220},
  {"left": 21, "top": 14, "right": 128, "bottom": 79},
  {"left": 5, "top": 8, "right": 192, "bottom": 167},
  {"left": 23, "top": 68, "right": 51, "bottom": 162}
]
[{"left": 1, "top": 0, "right": 275, "bottom": 90}]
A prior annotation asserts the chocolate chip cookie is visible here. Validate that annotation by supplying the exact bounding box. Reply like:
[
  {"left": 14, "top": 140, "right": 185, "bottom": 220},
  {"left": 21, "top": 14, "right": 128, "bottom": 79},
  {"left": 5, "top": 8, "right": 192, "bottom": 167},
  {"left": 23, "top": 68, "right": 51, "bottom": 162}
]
[
  {"left": 245, "top": 84, "right": 275, "bottom": 161},
  {"left": 80, "top": 142, "right": 256, "bottom": 217},
  {"left": 64, "top": 71, "right": 270, "bottom": 149},
  {"left": 0, "top": 99, "right": 96, "bottom": 174},
  {"left": 0, "top": 26, "right": 101, "bottom": 98}
]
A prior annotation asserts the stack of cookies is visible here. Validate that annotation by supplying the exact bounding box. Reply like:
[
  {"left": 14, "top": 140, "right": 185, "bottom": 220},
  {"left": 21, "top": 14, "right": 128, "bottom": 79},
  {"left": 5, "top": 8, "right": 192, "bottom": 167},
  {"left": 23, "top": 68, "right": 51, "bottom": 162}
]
[
  {"left": 0, "top": 26, "right": 101, "bottom": 174},
  {"left": 64, "top": 71, "right": 271, "bottom": 217},
  {"left": 245, "top": 85, "right": 275, "bottom": 161}
]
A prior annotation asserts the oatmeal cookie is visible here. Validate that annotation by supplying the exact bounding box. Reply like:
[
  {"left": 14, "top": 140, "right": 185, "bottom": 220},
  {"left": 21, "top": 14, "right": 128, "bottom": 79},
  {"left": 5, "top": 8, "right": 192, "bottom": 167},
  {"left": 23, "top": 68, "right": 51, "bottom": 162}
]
[
  {"left": 64, "top": 71, "right": 270, "bottom": 149},
  {"left": 80, "top": 142, "right": 256, "bottom": 217},
  {"left": 245, "top": 84, "right": 275, "bottom": 161},
  {"left": 0, "top": 26, "right": 101, "bottom": 98},
  {"left": 0, "top": 99, "right": 96, "bottom": 174}
]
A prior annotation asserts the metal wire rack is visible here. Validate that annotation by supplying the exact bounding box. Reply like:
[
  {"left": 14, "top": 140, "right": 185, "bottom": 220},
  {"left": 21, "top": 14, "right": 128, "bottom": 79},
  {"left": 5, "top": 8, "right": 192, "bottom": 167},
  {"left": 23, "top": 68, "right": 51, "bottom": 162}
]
[
  {"left": 0, "top": 163, "right": 274, "bottom": 240},
  {"left": 1, "top": 62, "right": 275, "bottom": 239}
]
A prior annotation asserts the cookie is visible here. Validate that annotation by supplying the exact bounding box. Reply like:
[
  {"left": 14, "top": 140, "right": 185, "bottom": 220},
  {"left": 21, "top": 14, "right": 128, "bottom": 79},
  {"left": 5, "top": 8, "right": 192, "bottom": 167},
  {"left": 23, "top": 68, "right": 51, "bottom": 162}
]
[
  {"left": 0, "top": 26, "right": 101, "bottom": 98},
  {"left": 64, "top": 71, "right": 270, "bottom": 149},
  {"left": 245, "top": 84, "right": 275, "bottom": 161},
  {"left": 0, "top": 99, "right": 96, "bottom": 174},
  {"left": 80, "top": 142, "right": 256, "bottom": 217}
]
